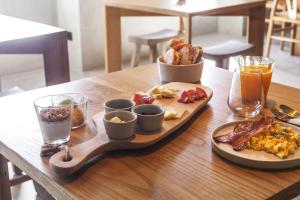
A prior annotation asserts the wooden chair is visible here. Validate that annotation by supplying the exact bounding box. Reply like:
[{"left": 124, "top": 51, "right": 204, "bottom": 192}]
[
  {"left": 265, "top": 0, "right": 287, "bottom": 51},
  {"left": 203, "top": 40, "right": 255, "bottom": 69},
  {"left": 266, "top": 0, "right": 300, "bottom": 56},
  {"left": 129, "top": 29, "right": 184, "bottom": 67}
]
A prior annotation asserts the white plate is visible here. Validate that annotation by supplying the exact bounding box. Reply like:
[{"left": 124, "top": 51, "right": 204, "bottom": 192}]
[{"left": 211, "top": 121, "right": 300, "bottom": 170}]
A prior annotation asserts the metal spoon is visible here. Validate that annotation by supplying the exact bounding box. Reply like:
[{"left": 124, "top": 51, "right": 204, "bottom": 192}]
[{"left": 280, "top": 104, "right": 300, "bottom": 118}]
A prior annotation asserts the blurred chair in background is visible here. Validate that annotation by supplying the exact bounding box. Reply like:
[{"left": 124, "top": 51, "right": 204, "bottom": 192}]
[{"left": 266, "top": 0, "right": 300, "bottom": 56}]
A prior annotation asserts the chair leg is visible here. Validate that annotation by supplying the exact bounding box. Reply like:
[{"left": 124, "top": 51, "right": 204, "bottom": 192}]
[
  {"left": 222, "top": 59, "right": 229, "bottom": 70},
  {"left": 280, "top": 22, "right": 285, "bottom": 51},
  {"left": 215, "top": 59, "right": 229, "bottom": 69},
  {"left": 159, "top": 42, "right": 167, "bottom": 55},
  {"left": 149, "top": 45, "right": 158, "bottom": 63},
  {"left": 215, "top": 59, "right": 224, "bottom": 68},
  {"left": 265, "top": 17, "right": 274, "bottom": 57},
  {"left": 290, "top": 24, "right": 297, "bottom": 55},
  {"left": 34, "top": 181, "right": 55, "bottom": 200},
  {"left": 12, "top": 164, "right": 23, "bottom": 175},
  {"left": 130, "top": 44, "right": 141, "bottom": 67}
]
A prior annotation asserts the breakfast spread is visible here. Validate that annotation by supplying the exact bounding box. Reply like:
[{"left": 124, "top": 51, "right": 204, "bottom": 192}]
[
  {"left": 178, "top": 87, "right": 207, "bottom": 104},
  {"left": 163, "top": 39, "right": 203, "bottom": 65},
  {"left": 214, "top": 117, "right": 300, "bottom": 159},
  {"left": 109, "top": 116, "right": 125, "bottom": 123},
  {"left": 149, "top": 86, "right": 177, "bottom": 99},
  {"left": 133, "top": 92, "right": 155, "bottom": 105},
  {"left": 48, "top": 82, "right": 214, "bottom": 175},
  {"left": 38, "top": 107, "right": 71, "bottom": 144}
]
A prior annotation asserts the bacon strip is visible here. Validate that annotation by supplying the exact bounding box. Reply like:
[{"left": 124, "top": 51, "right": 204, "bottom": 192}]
[{"left": 214, "top": 117, "right": 274, "bottom": 151}]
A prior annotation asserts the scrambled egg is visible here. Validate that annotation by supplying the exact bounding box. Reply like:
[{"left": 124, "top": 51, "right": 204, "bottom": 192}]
[{"left": 247, "top": 123, "right": 300, "bottom": 159}]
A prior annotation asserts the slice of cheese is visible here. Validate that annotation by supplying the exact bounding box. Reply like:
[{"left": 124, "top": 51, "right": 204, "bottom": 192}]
[
  {"left": 175, "top": 107, "right": 186, "bottom": 119},
  {"left": 164, "top": 107, "right": 186, "bottom": 120},
  {"left": 149, "top": 86, "right": 160, "bottom": 94},
  {"left": 164, "top": 109, "right": 177, "bottom": 120},
  {"left": 150, "top": 85, "right": 176, "bottom": 99}
]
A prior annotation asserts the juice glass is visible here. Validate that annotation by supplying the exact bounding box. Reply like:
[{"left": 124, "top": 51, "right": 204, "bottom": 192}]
[{"left": 238, "top": 56, "right": 274, "bottom": 104}]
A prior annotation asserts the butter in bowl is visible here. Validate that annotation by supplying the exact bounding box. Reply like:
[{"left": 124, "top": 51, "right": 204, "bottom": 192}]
[
  {"left": 103, "top": 111, "right": 137, "bottom": 140},
  {"left": 157, "top": 39, "right": 204, "bottom": 83}
]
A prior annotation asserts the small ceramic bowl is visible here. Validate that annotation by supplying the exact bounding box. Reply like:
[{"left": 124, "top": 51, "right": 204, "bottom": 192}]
[
  {"left": 157, "top": 56, "right": 204, "bottom": 83},
  {"left": 104, "top": 99, "right": 135, "bottom": 113},
  {"left": 103, "top": 111, "right": 137, "bottom": 139},
  {"left": 132, "top": 104, "right": 165, "bottom": 132}
]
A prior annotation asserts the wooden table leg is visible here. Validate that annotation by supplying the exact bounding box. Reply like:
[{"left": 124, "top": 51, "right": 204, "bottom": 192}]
[
  {"left": 247, "top": 5, "right": 265, "bottom": 56},
  {"left": 43, "top": 34, "right": 70, "bottom": 86},
  {"left": 104, "top": 6, "right": 122, "bottom": 73},
  {"left": 0, "top": 154, "right": 11, "bottom": 200},
  {"left": 180, "top": 16, "right": 192, "bottom": 44}
]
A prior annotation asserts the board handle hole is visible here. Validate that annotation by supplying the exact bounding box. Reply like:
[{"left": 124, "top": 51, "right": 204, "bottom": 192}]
[
  {"left": 63, "top": 155, "right": 72, "bottom": 162},
  {"left": 60, "top": 145, "right": 72, "bottom": 162}
]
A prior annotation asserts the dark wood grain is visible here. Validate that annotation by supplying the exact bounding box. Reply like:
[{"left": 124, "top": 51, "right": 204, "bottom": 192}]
[{"left": 0, "top": 63, "right": 300, "bottom": 199}]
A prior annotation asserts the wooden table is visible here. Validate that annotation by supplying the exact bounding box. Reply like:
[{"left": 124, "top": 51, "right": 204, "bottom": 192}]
[
  {"left": 0, "top": 15, "right": 70, "bottom": 86},
  {"left": 1, "top": 63, "right": 300, "bottom": 199},
  {"left": 104, "top": 0, "right": 266, "bottom": 73}
]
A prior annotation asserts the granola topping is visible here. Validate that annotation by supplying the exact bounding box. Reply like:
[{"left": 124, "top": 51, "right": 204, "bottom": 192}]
[{"left": 40, "top": 107, "right": 70, "bottom": 122}]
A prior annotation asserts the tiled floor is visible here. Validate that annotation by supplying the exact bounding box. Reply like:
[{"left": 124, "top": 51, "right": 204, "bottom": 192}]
[{"left": 3, "top": 33, "right": 300, "bottom": 200}]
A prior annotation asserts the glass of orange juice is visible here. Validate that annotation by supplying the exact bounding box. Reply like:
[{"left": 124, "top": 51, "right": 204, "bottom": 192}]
[{"left": 238, "top": 56, "right": 274, "bottom": 104}]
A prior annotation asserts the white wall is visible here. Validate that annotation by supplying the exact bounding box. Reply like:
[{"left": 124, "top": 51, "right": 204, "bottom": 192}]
[
  {"left": 218, "top": 16, "right": 244, "bottom": 36},
  {"left": 0, "top": 0, "right": 57, "bottom": 25},
  {"left": 56, "top": 0, "right": 82, "bottom": 72},
  {"left": 79, "top": 0, "right": 103, "bottom": 71}
]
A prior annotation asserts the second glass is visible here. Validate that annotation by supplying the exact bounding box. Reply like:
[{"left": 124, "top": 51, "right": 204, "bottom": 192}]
[
  {"left": 52, "top": 93, "right": 88, "bottom": 129},
  {"left": 228, "top": 71, "right": 265, "bottom": 118}
]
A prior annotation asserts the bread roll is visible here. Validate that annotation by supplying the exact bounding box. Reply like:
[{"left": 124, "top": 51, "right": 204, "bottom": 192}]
[
  {"left": 170, "top": 39, "right": 185, "bottom": 50},
  {"left": 192, "top": 46, "right": 203, "bottom": 64},
  {"left": 179, "top": 44, "right": 193, "bottom": 65},
  {"left": 164, "top": 48, "right": 180, "bottom": 65}
]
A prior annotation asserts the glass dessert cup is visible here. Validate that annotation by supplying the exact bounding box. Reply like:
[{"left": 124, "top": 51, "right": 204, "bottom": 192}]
[
  {"left": 52, "top": 93, "right": 88, "bottom": 130},
  {"left": 238, "top": 56, "right": 274, "bottom": 107},
  {"left": 34, "top": 95, "right": 72, "bottom": 145}
]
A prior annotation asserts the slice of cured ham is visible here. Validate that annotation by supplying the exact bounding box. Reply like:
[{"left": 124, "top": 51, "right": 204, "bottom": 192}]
[{"left": 214, "top": 117, "right": 274, "bottom": 151}]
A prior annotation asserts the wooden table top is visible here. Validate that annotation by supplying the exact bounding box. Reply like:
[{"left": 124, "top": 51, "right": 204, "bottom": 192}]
[
  {"left": 1, "top": 64, "right": 300, "bottom": 199},
  {"left": 105, "top": 0, "right": 266, "bottom": 16},
  {"left": 0, "top": 15, "right": 65, "bottom": 43}
]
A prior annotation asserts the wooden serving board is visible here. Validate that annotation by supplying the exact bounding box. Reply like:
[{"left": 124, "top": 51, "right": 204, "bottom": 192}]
[
  {"left": 49, "top": 82, "right": 213, "bottom": 175},
  {"left": 212, "top": 121, "right": 300, "bottom": 170}
]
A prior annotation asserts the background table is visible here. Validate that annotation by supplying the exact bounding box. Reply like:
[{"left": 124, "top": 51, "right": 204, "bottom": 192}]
[
  {"left": 1, "top": 63, "right": 300, "bottom": 199},
  {"left": 104, "top": 0, "right": 266, "bottom": 72},
  {"left": 0, "top": 15, "right": 70, "bottom": 86}
]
